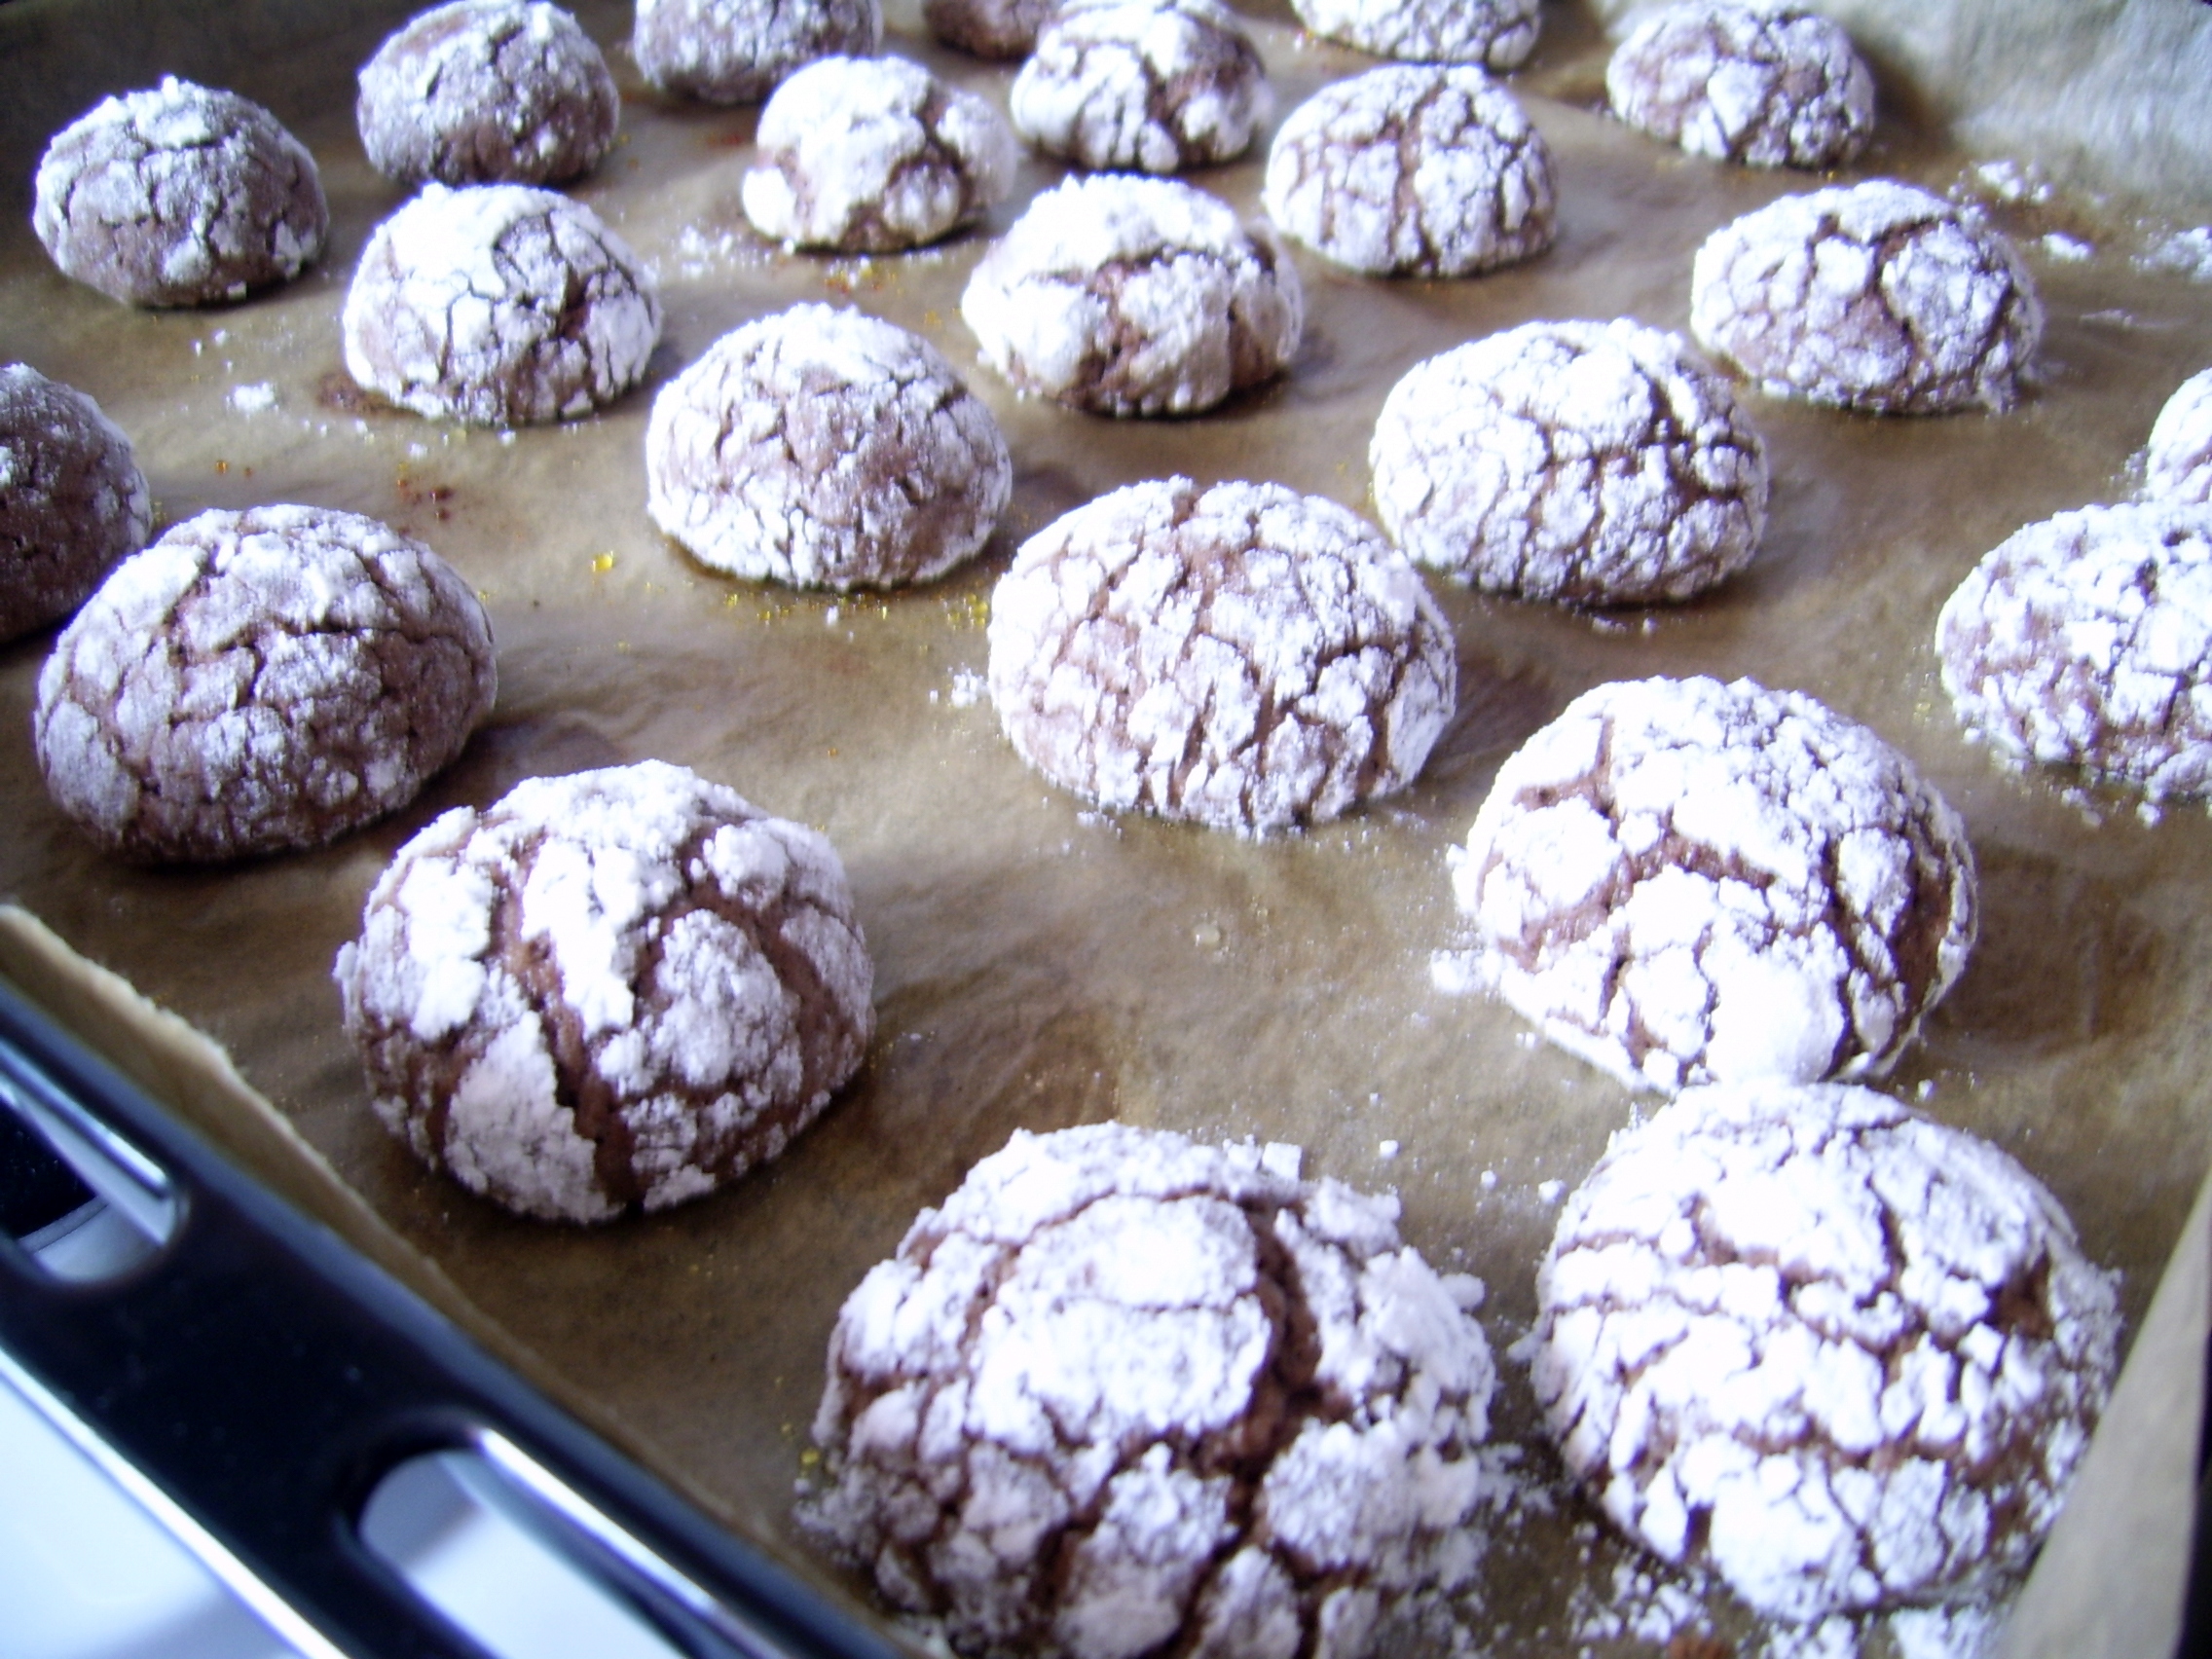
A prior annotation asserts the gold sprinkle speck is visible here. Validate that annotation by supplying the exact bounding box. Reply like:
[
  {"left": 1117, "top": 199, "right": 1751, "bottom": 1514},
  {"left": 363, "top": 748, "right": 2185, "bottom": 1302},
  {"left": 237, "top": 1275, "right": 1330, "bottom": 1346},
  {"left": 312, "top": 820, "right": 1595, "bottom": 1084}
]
[
  {"left": 798, "top": 1448, "right": 822, "bottom": 1468},
  {"left": 591, "top": 552, "right": 616, "bottom": 573},
  {"left": 213, "top": 459, "right": 229, "bottom": 474}
]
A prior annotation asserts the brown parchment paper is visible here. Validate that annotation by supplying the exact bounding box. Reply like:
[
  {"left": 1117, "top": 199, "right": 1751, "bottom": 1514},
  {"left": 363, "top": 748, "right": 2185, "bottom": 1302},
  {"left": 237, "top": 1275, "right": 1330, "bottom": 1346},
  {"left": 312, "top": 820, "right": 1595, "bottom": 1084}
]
[{"left": 5, "top": 0, "right": 2212, "bottom": 1652}]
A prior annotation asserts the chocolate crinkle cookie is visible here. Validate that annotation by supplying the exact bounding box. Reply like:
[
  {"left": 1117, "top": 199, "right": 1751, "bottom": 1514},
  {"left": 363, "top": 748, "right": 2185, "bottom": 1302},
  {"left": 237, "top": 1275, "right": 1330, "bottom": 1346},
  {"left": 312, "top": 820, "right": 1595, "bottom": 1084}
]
[
  {"left": 631, "top": 0, "right": 881, "bottom": 103},
  {"left": 961, "top": 174, "right": 1301, "bottom": 417},
  {"left": 0, "top": 364, "right": 150, "bottom": 643},
  {"left": 988, "top": 477, "right": 1455, "bottom": 833},
  {"left": 335, "top": 760, "right": 872, "bottom": 1223},
  {"left": 741, "top": 55, "right": 1016, "bottom": 252},
  {"left": 1606, "top": 2, "right": 1874, "bottom": 170},
  {"left": 1452, "top": 676, "right": 1975, "bottom": 1091},
  {"left": 1371, "top": 319, "right": 1768, "bottom": 605},
  {"left": 33, "top": 505, "right": 496, "bottom": 863},
  {"left": 1936, "top": 502, "right": 2212, "bottom": 801},
  {"left": 355, "top": 0, "right": 620, "bottom": 187},
  {"left": 1262, "top": 66, "right": 1555, "bottom": 277},
  {"left": 343, "top": 183, "right": 661, "bottom": 425},
  {"left": 1535, "top": 1080, "right": 2120, "bottom": 1623},
  {"left": 1010, "top": 0, "right": 1270, "bottom": 174},
  {"left": 1690, "top": 180, "right": 2043, "bottom": 415},
  {"left": 2144, "top": 367, "right": 2212, "bottom": 505},
  {"left": 805, "top": 1122, "right": 1498, "bottom": 1659},
  {"left": 646, "top": 306, "right": 1011, "bottom": 589},
  {"left": 924, "top": 0, "right": 1052, "bottom": 58},
  {"left": 32, "top": 78, "right": 327, "bottom": 308},
  {"left": 1289, "top": 0, "right": 1536, "bottom": 69}
]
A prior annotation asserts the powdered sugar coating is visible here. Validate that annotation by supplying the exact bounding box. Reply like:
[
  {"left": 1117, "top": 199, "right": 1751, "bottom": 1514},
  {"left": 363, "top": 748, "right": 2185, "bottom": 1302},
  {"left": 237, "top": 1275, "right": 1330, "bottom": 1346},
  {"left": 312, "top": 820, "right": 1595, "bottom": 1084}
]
[
  {"left": 32, "top": 77, "right": 327, "bottom": 308},
  {"left": 646, "top": 305, "right": 1011, "bottom": 590},
  {"left": 343, "top": 183, "right": 661, "bottom": 425},
  {"left": 741, "top": 56, "right": 1015, "bottom": 253},
  {"left": 33, "top": 505, "right": 496, "bottom": 863},
  {"left": 356, "top": 0, "right": 620, "bottom": 187},
  {"left": 631, "top": 0, "right": 882, "bottom": 103},
  {"left": 807, "top": 1122, "right": 1497, "bottom": 1658},
  {"left": 1371, "top": 319, "right": 1767, "bottom": 605},
  {"left": 1606, "top": 2, "right": 1874, "bottom": 171},
  {"left": 1690, "top": 181, "right": 2043, "bottom": 415},
  {"left": 1261, "top": 66, "right": 1555, "bottom": 278},
  {"left": 334, "top": 760, "right": 873, "bottom": 1223},
  {"left": 988, "top": 477, "right": 1456, "bottom": 833},
  {"left": 961, "top": 174, "right": 1302, "bottom": 417},
  {"left": 0, "top": 364, "right": 151, "bottom": 643},
  {"left": 1936, "top": 502, "right": 2212, "bottom": 801},
  {"left": 1010, "top": 0, "right": 1270, "bottom": 174},
  {"left": 1288, "top": 0, "right": 1537, "bottom": 69},
  {"left": 2144, "top": 367, "right": 2212, "bottom": 506},
  {"left": 924, "top": 0, "right": 1051, "bottom": 58},
  {"left": 1534, "top": 1080, "right": 2120, "bottom": 1622},
  {"left": 1453, "top": 676, "right": 1975, "bottom": 1091}
]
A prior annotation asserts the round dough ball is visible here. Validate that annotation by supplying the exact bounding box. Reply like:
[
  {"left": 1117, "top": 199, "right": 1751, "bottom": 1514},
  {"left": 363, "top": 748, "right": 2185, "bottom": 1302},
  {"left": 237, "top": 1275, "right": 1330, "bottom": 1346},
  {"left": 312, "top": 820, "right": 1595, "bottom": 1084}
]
[
  {"left": 34, "top": 505, "right": 497, "bottom": 863},
  {"left": 646, "top": 306, "right": 1011, "bottom": 590},
  {"left": 334, "top": 760, "right": 873, "bottom": 1223},
  {"left": 1010, "top": 0, "right": 1270, "bottom": 174},
  {"left": 0, "top": 364, "right": 151, "bottom": 643},
  {"left": 1606, "top": 2, "right": 1874, "bottom": 170},
  {"left": 1262, "top": 65, "right": 1556, "bottom": 277},
  {"left": 2144, "top": 366, "right": 2212, "bottom": 505},
  {"left": 355, "top": 0, "right": 620, "bottom": 187},
  {"left": 961, "top": 174, "right": 1302, "bottom": 417},
  {"left": 1690, "top": 180, "right": 2043, "bottom": 415},
  {"left": 807, "top": 1122, "right": 1497, "bottom": 1659},
  {"left": 1936, "top": 502, "right": 2212, "bottom": 801},
  {"left": 343, "top": 183, "right": 662, "bottom": 425},
  {"left": 1534, "top": 1080, "right": 2120, "bottom": 1622},
  {"left": 1288, "top": 0, "right": 1536, "bottom": 69},
  {"left": 923, "top": 0, "right": 1052, "bottom": 57},
  {"left": 988, "top": 476, "right": 1456, "bottom": 833},
  {"left": 741, "top": 55, "right": 1016, "bottom": 252},
  {"left": 1371, "top": 319, "right": 1767, "bottom": 605},
  {"left": 632, "top": 0, "right": 882, "bottom": 103},
  {"left": 1453, "top": 675, "right": 1975, "bottom": 1092},
  {"left": 32, "top": 77, "right": 327, "bottom": 308}
]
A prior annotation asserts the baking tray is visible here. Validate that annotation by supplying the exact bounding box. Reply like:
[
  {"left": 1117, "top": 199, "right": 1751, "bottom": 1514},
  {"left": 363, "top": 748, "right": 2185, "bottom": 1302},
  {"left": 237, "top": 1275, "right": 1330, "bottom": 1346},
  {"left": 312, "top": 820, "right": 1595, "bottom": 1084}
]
[{"left": 5, "top": 0, "right": 2212, "bottom": 1652}]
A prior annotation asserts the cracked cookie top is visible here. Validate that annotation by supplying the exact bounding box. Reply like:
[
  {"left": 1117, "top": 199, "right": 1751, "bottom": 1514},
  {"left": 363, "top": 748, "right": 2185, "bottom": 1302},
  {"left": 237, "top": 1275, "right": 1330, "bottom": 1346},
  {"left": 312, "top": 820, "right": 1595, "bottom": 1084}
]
[
  {"left": 32, "top": 77, "right": 328, "bottom": 308},
  {"left": 960, "top": 174, "right": 1302, "bottom": 417},
  {"left": 805, "top": 1121, "right": 1497, "bottom": 1659},
  {"left": 1606, "top": 2, "right": 1873, "bottom": 171},
  {"left": 335, "top": 759, "right": 873, "bottom": 1223},
  {"left": 0, "top": 364, "right": 151, "bottom": 643},
  {"left": 33, "top": 504, "right": 496, "bottom": 863},
  {"left": 355, "top": 0, "right": 620, "bottom": 187},
  {"left": 2145, "top": 367, "right": 2212, "bottom": 506},
  {"left": 924, "top": 0, "right": 1053, "bottom": 57},
  {"left": 1371, "top": 319, "right": 1767, "bottom": 605},
  {"left": 1452, "top": 675, "right": 1975, "bottom": 1091},
  {"left": 631, "top": 0, "right": 882, "bottom": 103},
  {"left": 1533, "top": 1079, "right": 2120, "bottom": 1622},
  {"left": 1262, "top": 65, "right": 1554, "bottom": 278},
  {"left": 1009, "top": 0, "right": 1271, "bottom": 174},
  {"left": 741, "top": 55, "right": 1016, "bottom": 253},
  {"left": 1287, "top": 0, "right": 1537, "bottom": 69},
  {"left": 1689, "top": 180, "right": 2043, "bottom": 415},
  {"left": 987, "top": 476, "right": 1455, "bottom": 833},
  {"left": 645, "top": 304, "right": 1011, "bottom": 589},
  {"left": 1936, "top": 502, "right": 2212, "bottom": 801},
  {"left": 342, "top": 182, "right": 662, "bottom": 425}
]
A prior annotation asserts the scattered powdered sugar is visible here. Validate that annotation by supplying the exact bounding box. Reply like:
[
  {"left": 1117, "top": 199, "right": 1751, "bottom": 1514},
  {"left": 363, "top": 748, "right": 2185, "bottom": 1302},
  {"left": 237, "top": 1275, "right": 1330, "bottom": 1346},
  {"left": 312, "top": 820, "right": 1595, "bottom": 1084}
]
[
  {"left": 1452, "top": 675, "right": 1976, "bottom": 1091},
  {"left": 743, "top": 55, "right": 1014, "bottom": 253},
  {"left": 1010, "top": 0, "right": 1270, "bottom": 173},
  {"left": 2137, "top": 226, "right": 2212, "bottom": 282},
  {"left": 1533, "top": 1080, "right": 2120, "bottom": 1625},
  {"left": 1370, "top": 318, "right": 1768, "bottom": 605},
  {"left": 631, "top": 0, "right": 883, "bottom": 103},
  {"left": 1606, "top": 2, "right": 1873, "bottom": 170},
  {"left": 947, "top": 667, "right": 988, "bottom": 707},
  {"left": 1690, "top": 180, "right": 2043, "bottom": 414},
  {"left": 803, "top": 1121, "right": 1499, "bottom": 1659},
  {"left": 1936, "top": 501, "right": 2212, "bottom": 799},
  {"left": 1288, "top": 0, "right": 1537, "bottom": 70},
  {"left": 1960, "top": 159, "right": 2052, "bottom": 207},
  {"left": 1566, "top": 1557, "right": 1709, "bottom": 1647},
  {"left": 228, "top": 381, "right": 277, "bottom": 413},
  {"left": 334, "top": 759, "right": 873, "bottom": 1222},
  {"left": 987, "top": 476, "right": 1456, "bottom": 834},
  {"left": 1262, "top": 66, "right": 1555, "bottom": 278},
  {"left": 2040, "top": 233, "right": 2093, "bottom": 263},
  {"left": 2144, "top": 366, "right": 2212, "bottom": 504}
]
